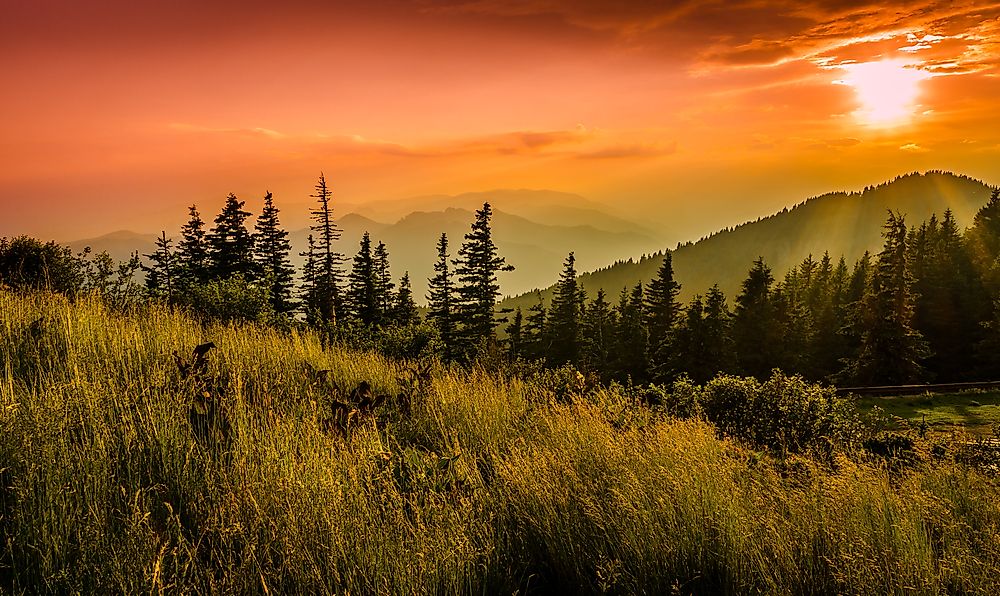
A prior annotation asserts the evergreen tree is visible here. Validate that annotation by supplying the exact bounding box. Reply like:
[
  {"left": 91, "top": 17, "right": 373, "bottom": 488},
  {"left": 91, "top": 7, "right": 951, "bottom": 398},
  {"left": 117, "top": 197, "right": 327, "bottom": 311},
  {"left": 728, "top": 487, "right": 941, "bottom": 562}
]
[
  {"left": 392, "top": 272, "right": 420, "bottom": 326},
  {"left": 207, "top": 193, "right": 255, "bottom": 280},
  {"left": 702, "top": 284, "right": 735, "bottom": 378},
  {"left": 522, "top": 291, "right": 549, "bottom": 361},
  {"left": 547, "top": 252, "right": 585, "bottom": 366},
  {"left": 614, "top": 284, "right": 650, "bottom": 383},
  {"left": 427, "top": 234, "right": 458, "bottom": 359},
  {"left": 580, "top": 289, "right": 618, "bottom": 380},
  {"left": 967, "top": 189, "right": 1000, "bottom": 293},
  {"left": 672, "top": 295, "right": 708, "bottom": 382},
  {"left": 346, "top": 232, "right": 378, "bottom": 325},
  {"left": 374, "top": 241, "right": 395, "bottom": 325},
  {"left": 505, "top": 307, "right": 525, "bottom": 359},
  {"left": 142, "top": 231, "right": 176, "bottom": 301},
  {"left": 300, "top": 234, "right": 320, "bottom": 325},
  {"left": 772, "top": 267, "right": 814, "bottom": 377},
  {"left": 252, "top": 191, "right": 296, "bottom": 315},
  {"left": 453, "top": 202, "right": 514, "bottom": 351},
  {"left": 733, "top": 257, "right": 779, "bottom": 379},
  {"left": 309, "top": 173, "right": 343, "bottom": 327},
  {"left": 843, "top": 211, "right": 929, "bottom": 384},
  {"left": 645, "top": 250, "right": 682, "bottom": 381},
  {"left": 177, "top": 205, "right": 210, "bottom": 286}
]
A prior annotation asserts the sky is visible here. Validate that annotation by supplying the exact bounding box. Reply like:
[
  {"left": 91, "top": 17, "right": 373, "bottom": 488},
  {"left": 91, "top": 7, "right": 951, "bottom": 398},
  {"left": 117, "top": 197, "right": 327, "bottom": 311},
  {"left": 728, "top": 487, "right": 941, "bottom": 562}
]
[{"left": 2, "top": 0, "right": 1000, "bottom": 241}]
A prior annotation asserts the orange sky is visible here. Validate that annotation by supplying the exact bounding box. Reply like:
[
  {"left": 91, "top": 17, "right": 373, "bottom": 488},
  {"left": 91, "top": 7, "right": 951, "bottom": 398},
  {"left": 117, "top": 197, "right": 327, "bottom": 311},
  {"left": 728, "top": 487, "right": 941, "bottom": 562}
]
[{"left": 2, "top": 0, "right": 999, "bottom": 240}]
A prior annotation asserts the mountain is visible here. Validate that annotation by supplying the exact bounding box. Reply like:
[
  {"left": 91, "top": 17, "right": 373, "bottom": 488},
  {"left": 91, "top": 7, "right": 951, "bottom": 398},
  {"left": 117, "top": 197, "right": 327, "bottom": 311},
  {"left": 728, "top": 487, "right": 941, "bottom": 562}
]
[
  {"left": 290, "top": 207, "right": 663, "bottom": 299},
  {"left": 68, "top": 230, "right": 157, "bottom": 263},
  {"left": 500, "top": 171, "right": 996, "bottom": 313},
  {"left": 340, "top": 189, "right": 659, "bottom": 237}
]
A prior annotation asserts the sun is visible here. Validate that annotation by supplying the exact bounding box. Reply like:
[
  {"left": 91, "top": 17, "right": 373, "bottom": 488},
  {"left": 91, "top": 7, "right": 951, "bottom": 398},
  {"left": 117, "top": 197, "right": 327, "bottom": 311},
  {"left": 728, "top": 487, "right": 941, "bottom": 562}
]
[{"left": 835, "top": 59, "right": 931, "bottom": 127}]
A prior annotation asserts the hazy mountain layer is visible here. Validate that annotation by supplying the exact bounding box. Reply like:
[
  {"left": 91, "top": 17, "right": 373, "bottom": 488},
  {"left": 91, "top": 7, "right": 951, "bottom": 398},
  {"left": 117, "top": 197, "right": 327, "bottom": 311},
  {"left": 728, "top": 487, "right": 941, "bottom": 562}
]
[{"left": 501, "top": 171, "right": 996, "bottom": 313}]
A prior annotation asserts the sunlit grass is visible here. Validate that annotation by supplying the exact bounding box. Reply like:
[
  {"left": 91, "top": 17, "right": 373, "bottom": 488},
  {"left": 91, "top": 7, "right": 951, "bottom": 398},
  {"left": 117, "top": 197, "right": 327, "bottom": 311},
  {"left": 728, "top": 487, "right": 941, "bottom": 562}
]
[{"left": 2, "top": 290, "right": 999, "bottom": 594}]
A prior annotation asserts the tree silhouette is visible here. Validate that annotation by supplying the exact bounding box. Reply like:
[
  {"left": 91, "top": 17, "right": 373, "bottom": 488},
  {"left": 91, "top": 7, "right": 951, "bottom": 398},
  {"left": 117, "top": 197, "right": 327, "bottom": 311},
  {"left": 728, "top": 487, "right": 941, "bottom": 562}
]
[
  {"left": 374, "top": 241, "right": 394, "bottom": 325},
  {"left": 207, "top": 194, "right": 254, "bottom": 280},
  {"left": 142, "top": 231, "right": 176, "bottom": 301},
  {"left": 453, "top": 202, "right": 514, "bottom": 352},
  {"left": 309, "top": 173, "right": 343, "bottom": 327},
  {"left": 392, "top": 272, "right": 420, "bottom": 326},
  {"left": 253, "top": 191, "right": 296, "bottom": 315},
  {"left": 177, "top": 205, "right": 210, "bottom": 286},
  {"left": 733, "top": 257, "right": 778, "bottom": 379},
  {"left": 427, "top": 233, "right": 458, "bottom": 359},
  {"left": 547, "top": 252, "right": 585, "bottom": 366},
  {"left": 346, "top": 232, "right": 378, "bottom": 326},
  {"left": 645, "top": 250, "right": 681, "bottom": 381}
]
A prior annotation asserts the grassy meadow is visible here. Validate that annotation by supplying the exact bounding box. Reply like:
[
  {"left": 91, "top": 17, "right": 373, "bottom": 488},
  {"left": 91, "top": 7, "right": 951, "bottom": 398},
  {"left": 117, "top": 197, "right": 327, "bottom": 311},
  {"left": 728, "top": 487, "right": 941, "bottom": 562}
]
[{"left": 2, "top": 290, "right": 1000, "bottom": 594}]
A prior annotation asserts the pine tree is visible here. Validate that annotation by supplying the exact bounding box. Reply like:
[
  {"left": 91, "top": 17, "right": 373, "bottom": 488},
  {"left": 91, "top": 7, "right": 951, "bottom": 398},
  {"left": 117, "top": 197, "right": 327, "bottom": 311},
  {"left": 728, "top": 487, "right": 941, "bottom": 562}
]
[
  {"left": 505, "top": 307, "right": 525, "bottom": 359},
  {"left": 522, "top": 291, "right": 549, "bottom": 361},
  {"left": 177, "top": 205, "right": 210, "bottom": 286},
  {"left": 843, "top": 211, "right": 929, "bottom": 384},
  {"left": 392, "top": 272, "right": 420, "bottom": 326},
  {"left": 374, "top": 241, "right": 394, "bottom": 325},
  {"left": 309, "top": 173, "right": 343, "bottom": 326},
  {"left": 300, "top": 234, "right": 320, "bottom": 325},
  {"left": 580, "top": 289, "right": 618, "bottom": 380},
  {"left": 207, "top": 193, "right": 255, "bottom": 280},
  {"left": 645, "top": 250, "right": 682, "bottom": 381},
  {"left": 967, "top": 189, "right": 1000, "bottom": 293},
  {"left": 453, "top": 202, "right": 514, "bottom": 352},
  {"left": 614, "top": 284, "right": 650, "bottom": 383},
  {"left": 427, "top": 233, "right": 458, "bottom": 359},
  {"left": 733, "top": 257, "right": 779, "bottom": 379},
  {"left": 672, "top": 295, "right": 710, "bottom": 382},
  {"left": 346, "top": 232, "right": 377, "bottom": 326},
  {"left": 702, "top": 284, "right": 735, "bottom": 378},
  {"left": 142, "top": 231, "right": 176, "bottom": 301},
  {"left": 252, "top": 191, "right": 296, "bottom": 315},
  {"left": 547, "top": 252, "right": 585, "bottom": 366}
]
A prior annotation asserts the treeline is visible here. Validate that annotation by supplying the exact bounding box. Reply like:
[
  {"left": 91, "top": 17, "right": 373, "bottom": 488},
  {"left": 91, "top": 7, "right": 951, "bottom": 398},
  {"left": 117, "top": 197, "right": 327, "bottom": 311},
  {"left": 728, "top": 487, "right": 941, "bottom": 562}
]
[
  {"left": 3, "top": 177, "right": 1000, "bottom": 386},
  {"left": 511, "top": 191, "right": 1000, "bottom": 386}
]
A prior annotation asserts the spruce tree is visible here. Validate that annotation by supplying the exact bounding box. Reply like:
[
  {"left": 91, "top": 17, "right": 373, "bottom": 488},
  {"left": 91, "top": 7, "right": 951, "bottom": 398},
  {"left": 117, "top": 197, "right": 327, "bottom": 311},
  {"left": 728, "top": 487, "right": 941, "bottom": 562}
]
[
  {"left": 843, "top": 211, "right": 929, "bottom": 384},
  {"left": 309, "top": 173, "right": 343, "bottom": 327},
  {"left": 252, "top": 191, "right": 296, "bottom": 315},
  {"left": 374, "top": 241, "right": 394, "bottom": 325},
  {"left": 581, "top": 289, "right": 617, "bottom": 380},
  {"left": 207, "top": 193, "right": 255, "bottom": 280},
  {"left": 672, "top": 295, "right": 709, "bottom": 382},
  {"left": 142, "top": 231, "right": 176, "bottom": 301},
  {"left": 346, "top": 232, "right": 377, "bottom": 326},
  {"left": 300, "top": 234, "right": 320, "bottom": 325},
  {"left": 523, "top": 292, "right": 549, "bottom": 361},
  {"left": 733, "top": 257, "right": 778, "bottom": 379},
  {"left": 702, "top": 284, "right": 735, "bottom": 378},
  {"left": 392, "top": 272, "right": 420, "bottom": 326},
  {"left": 427, "top": 233, "right": 458, "bottom": 359},
  {"left": 505, "top": 307, "right": 525, "bottom": 359},
  {"left": 614, "top": 284, "right": 650, "bottom": 383},
  {"left": 453, "top": 202, "right": 514, "bottom": 351},
  {"left": 177, "top": 205, "right": 210, "bottom": 286},
  {"left": 547, "top": 252, "right": 585, "bottom": 366},
  {"left": 645, "top": 250, "right": 682, "bottom": 380}
]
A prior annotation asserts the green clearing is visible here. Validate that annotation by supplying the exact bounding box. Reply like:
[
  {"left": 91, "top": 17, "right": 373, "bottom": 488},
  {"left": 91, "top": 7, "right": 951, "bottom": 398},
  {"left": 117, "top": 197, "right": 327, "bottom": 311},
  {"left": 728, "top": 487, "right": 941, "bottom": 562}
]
[{"left": 857, "top": 391, "right": 1000, "bottom": 436}]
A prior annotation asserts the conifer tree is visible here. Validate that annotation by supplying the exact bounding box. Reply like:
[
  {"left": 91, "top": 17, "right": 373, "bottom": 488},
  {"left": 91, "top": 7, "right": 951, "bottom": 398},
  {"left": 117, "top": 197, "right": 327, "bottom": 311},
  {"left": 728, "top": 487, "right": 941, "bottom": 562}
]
[
  {"left": 309, "top": 173, "right": 343, "bottom": 326},
  {"left": 427, "top": 233, "right": 458, "bottom": 359},
  {"left": 672, "top": 295, "right": 710, "bottom": 382},
  {"left": 207, "top": 193, "right": 255, "bottom": 280},
  {"left": 733, "top": 257, "right": 779, "bottom": 379},
  {"left": 615, "top": 284, "right": 650, "bottom": 383},
  {"left": 346, "top": 232, "right": 377, "bottom": 325},
  {"left": 581, "top": 289, "right": 617, "bottom": 380},
  {"left": 374, "top": 241, "right": 394, "bottom": 325},
  {"left": 252, "top": 191, "right": 296, "bottom": 315},
  {"left": 300, "top": 234, "right": 321, "bottom": 325},
  {"left": 505, "top": 307, "right": 525, "bottom": 359},
  {"left": 177, "top": 205, "right": 210, "bottom": 286},
  {"left": 547, "top": 252, "right": 585, "bottom": 366},
  {"left": 392, "top": 272, "right": 420, "bottom": 326},
  {"left": 645, "top": 250, "right": 682, "bottom": 380},
  {"left": 843, "top": 211, "right": 929, "bottom": 384},
  {"left": 453, "top": 202, "right": 514, "bottom": 351},
  {"left": 523, "top": 292, "right": 549, "bottom": 361},
  {"left": 702, "top": 284, "right": 735, "bottom": 378},
  {"left": 142, "top": 231, "right": 176, "bottom": 301}
]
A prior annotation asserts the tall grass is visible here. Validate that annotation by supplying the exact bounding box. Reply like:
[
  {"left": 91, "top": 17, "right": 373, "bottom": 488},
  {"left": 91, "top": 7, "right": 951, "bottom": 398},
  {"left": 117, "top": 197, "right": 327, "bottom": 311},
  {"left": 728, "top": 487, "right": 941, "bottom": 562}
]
[{"left": 1, "top": 290, "right": 999, "bottom": 594}]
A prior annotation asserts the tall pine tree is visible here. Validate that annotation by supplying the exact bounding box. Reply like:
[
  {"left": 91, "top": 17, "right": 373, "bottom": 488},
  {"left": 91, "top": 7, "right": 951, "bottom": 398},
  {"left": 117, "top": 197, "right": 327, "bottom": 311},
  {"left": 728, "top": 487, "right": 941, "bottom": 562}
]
[
  {"left": 252, "top": 191, "right": 296, "bottom": 315},
  {"left": 207, "top": 194, "right": 255, "bottom": 280},
  {"left": 427, "top": 233, "right": 458, "bottom": 359},
  {"left": 453, "top": 203, "right": 514, "bottom": 352},
  {"left": 645, "top": 250, "right": 682, "bottom": 381},
  {"left": 308, "top": 173, "right": 343, "bottom": 327},
  {"left": 547, "top": 252, "right": 585, "bottom": 366},
  {"left": 346, "top": 232, "right": 378, "bottom": 326},
  {"left": 177, "top": 205, "right": 210, "bottom": 286}
]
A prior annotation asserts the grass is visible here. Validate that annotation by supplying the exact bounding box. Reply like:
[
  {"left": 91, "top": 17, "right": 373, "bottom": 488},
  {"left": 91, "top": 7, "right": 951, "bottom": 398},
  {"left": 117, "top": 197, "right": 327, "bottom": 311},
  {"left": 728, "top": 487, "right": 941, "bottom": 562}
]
[
  {"left": 2, "top": 290, "right": 1000, "bottom": 594},
  {"left": 857, "top": 391, "right": 1000, "bottom": 436}
]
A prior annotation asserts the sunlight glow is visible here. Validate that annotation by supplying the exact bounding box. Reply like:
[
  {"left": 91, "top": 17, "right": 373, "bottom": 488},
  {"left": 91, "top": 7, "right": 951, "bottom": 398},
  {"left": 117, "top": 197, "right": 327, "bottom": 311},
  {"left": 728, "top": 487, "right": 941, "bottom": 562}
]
[{"left": 835, "top": 59, "right": 931, "bottom": 127}]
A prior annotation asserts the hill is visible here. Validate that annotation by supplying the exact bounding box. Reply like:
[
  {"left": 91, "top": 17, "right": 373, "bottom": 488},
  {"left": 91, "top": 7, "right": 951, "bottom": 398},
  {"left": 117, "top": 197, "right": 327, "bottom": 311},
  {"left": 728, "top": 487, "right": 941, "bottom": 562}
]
[{"left": 501, "top": 171, "right": 996, "bottom": 312}]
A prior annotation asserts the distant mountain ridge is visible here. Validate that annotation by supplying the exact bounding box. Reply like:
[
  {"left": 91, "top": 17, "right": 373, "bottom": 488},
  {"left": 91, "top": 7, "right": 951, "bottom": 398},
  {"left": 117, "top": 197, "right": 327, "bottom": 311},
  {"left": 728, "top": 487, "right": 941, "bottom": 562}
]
[{"left": 501, "top": 171, "right": 996, "bottom": 313}]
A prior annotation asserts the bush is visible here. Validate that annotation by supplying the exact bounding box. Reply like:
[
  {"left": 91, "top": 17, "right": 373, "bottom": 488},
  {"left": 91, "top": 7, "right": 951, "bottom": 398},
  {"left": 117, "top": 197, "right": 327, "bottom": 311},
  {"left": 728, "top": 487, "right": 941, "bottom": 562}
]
[{"left": 176, "top": 274, "right": 275, "bottom": 324}]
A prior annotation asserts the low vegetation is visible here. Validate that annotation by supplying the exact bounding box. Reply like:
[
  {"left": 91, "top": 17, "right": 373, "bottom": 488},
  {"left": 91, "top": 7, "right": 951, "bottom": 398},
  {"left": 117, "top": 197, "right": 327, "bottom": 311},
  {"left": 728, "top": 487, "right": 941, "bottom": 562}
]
[{"left": 2, "top": 290, "right": 999, "bottom": 594}]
